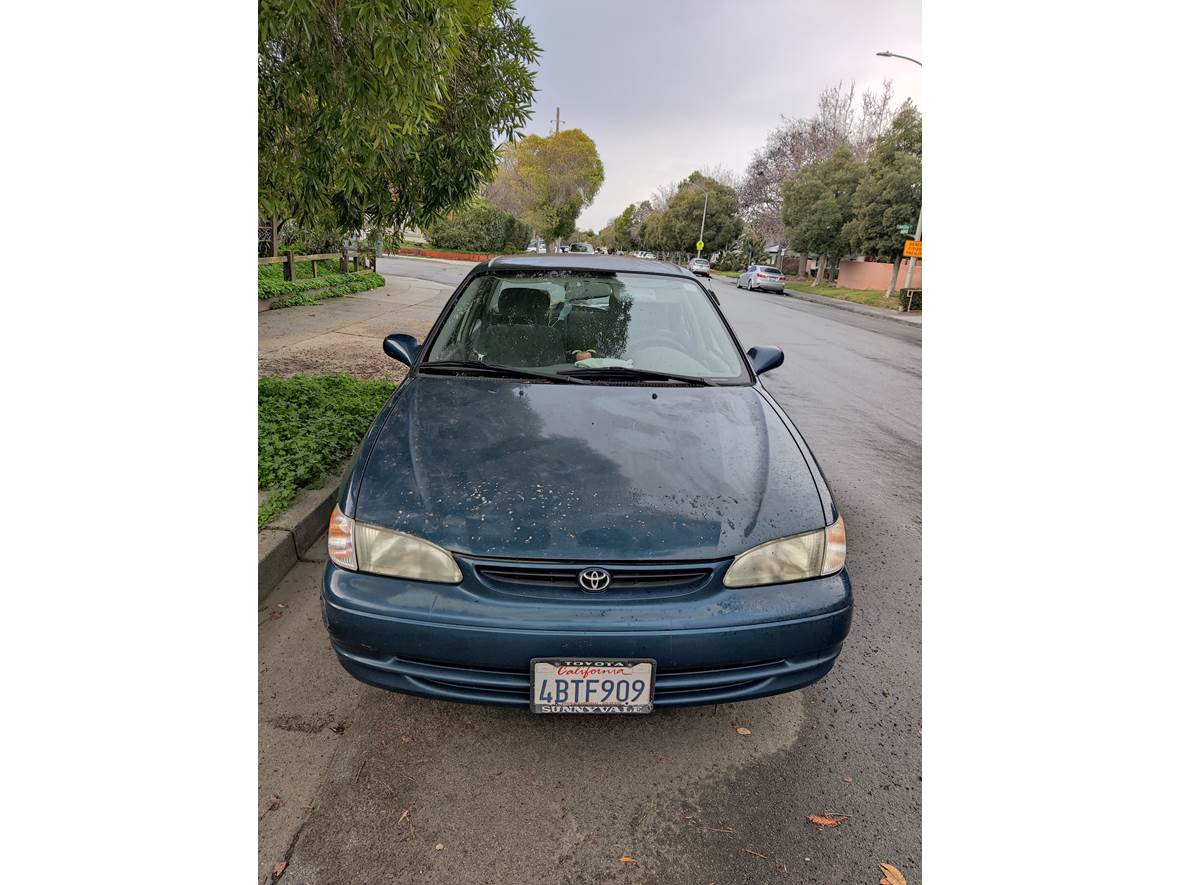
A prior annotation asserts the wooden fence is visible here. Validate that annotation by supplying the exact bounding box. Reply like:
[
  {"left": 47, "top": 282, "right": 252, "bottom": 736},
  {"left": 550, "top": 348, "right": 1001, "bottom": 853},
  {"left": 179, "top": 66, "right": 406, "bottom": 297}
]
[{"left": 257, "top": 249, "right": 374, "bottom": 281}]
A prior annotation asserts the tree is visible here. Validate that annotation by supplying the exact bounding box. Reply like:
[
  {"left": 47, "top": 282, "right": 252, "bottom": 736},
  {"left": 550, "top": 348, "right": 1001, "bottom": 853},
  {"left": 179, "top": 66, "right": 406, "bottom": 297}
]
[
  {"left": 656, "top": 171, "right": 743, "bottom": 257},
  {"left": 426, "top": 198, "right": 530, "bottom": 252},
  {"left": 485, "top": 129, "right": 604, "bottom": 250},
  {"left": 781, "top": 146, "right": 865, "bottom": 286},
  {"left": 601, "top": 204, "right": 637, "bottom": 252},
  {"left": 739, "top": 80, "right": 894, "bottom": 249},
  {"left": 843, "top": 102, "right": 922, "bottom": 295},
  {"left": 259, "top": 0, "right": 539, "bottom": 233}
]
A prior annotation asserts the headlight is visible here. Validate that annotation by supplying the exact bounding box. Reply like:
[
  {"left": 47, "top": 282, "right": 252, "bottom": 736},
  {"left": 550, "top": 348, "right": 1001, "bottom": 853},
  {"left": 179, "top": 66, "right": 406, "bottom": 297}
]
[
  {"left": 327, "top": 505, "right": 462, "bottom": 584},
  {"left": 723, "top": 515, "right": 846, "bottom": 588}
]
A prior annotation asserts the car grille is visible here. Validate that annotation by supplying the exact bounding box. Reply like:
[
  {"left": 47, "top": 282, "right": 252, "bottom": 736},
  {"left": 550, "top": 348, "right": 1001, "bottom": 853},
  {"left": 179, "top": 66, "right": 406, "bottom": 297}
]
[{"left": 476, "top": 563, "right": 712, "bottom": 590}]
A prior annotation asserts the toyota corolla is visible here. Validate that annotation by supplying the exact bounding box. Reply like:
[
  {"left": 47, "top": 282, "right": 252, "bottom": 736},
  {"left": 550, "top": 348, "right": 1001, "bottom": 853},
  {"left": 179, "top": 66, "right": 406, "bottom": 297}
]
[{"left": 322, "top": 254, "right": 851, "bottom": 713}]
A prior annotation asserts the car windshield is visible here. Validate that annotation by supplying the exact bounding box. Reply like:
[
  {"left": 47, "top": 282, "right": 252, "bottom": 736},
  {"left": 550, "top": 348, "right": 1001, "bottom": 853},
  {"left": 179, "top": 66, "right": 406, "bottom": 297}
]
[{"left": 424, "top": 271, "right": 748, "bottom": 382}]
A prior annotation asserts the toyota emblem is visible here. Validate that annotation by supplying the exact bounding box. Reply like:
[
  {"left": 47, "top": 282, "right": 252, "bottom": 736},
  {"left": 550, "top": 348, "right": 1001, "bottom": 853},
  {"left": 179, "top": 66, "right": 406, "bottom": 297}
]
[{"left": 577, "top": 568, "right": 611, "bottom": 592}]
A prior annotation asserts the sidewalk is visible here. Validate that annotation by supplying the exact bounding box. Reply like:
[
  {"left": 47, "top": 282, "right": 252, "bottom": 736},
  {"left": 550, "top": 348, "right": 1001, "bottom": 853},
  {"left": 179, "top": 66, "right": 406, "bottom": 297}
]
[{"left": 782, "top": 285, "right": 922, "bottom": 325}]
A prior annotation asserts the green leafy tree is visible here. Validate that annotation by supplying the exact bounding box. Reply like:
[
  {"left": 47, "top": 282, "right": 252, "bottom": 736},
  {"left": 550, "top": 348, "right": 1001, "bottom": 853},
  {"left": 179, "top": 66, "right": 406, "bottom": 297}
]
[
  {"left": 259, "top": 0, "right": 540, "bottom": 233},
  {"left": 601, "top": 204, "right": 637, "bottom": 252},
  {"left": 657, "top": 171, "right": 743, "bottom": 257},
  {"left": 637, "top": 209, "right": 670, "bottom": 254},
  {"left": 486, "top": 129, "right": 604, "bottom": 250},
  {"left": 426, "top": 198, "right": 530, "bottom": 252},
  {"left": 843, "top": 102, "right": 922, "bottom": 295},
  {"left": 781, "top": 146, "right": 865, "bottom": 285}
]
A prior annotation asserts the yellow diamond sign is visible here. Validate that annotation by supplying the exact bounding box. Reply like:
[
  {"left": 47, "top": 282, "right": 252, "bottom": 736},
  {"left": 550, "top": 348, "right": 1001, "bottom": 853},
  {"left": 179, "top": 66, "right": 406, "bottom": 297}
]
[{"left": 696, "top": 240, "right": 704, "bottom": 252}]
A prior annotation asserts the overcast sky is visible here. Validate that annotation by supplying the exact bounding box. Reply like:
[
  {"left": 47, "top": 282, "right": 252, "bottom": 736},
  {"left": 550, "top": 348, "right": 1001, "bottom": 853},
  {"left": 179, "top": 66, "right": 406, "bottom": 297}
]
[{"left": 512, "top": 0, "right": 923, "bottom": 231}]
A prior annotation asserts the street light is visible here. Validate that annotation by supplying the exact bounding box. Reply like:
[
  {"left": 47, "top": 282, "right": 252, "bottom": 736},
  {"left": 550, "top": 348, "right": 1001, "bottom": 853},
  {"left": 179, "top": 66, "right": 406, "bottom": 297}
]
[
  {"left": 877, "top": 50, "right": 922, "bottom": 293},
  {"left": 876, "top": 50, "right": 922, "bottom": 66}
]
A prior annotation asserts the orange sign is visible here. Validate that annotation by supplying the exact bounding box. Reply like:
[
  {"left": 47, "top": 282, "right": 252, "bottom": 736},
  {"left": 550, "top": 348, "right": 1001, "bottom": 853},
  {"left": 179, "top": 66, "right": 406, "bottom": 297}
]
[{"left": 903, "top": 239, "right": 922, "bottom": 258}]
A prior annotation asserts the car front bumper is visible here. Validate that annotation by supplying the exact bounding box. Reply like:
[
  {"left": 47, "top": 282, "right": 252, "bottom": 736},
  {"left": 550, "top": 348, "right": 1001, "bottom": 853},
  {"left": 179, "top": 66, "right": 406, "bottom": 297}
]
[{"left": 321, "top": 557, "right": 852, "bottom": 708}]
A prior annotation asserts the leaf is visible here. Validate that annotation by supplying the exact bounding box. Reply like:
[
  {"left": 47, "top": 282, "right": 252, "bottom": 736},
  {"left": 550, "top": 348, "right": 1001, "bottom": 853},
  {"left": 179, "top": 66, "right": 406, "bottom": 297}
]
[
  {"left": 618, "top": 856, "right": 636, "bottom": 863},
  {"left": 735, "top": 726, "right": 751, "bottom": 736},
  {"left": 879, "top": 862, "right": 907, "bottom": 885},
  {"left": 272, "top": 861, "right": 287, "bottom": 877},
  {"left": 807, "top": 813, "right": 848, "bottom": 827},
  {"left": 266, "top": 797, "right": 281, "bottom": 811},
  {"left": 434, "top": 842, "right": 445, "bottom": 850},
  {"left": 843, "top": 776, "right": 854, "bottom": 784}
]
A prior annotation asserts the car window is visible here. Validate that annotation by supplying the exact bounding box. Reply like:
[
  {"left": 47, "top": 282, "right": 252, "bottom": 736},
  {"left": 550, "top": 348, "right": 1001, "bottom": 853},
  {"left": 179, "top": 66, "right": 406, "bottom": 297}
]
[{"left": 426, "top": 271, "right": 749, "bottom": 382}]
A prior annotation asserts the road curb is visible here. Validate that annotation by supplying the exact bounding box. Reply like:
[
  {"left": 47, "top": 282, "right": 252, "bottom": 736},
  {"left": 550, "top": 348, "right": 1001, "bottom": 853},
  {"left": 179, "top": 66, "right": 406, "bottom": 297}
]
[
  {"left": 258, "top": 471, "right": 345, "bottom": 602},
  {"left": 781, "top": 286, "right": 922, "bottom": 324}
]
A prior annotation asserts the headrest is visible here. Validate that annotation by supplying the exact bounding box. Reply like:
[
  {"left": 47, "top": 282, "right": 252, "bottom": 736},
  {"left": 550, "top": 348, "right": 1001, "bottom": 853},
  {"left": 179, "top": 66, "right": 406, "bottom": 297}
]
[{"left": 498, "top": 287, "right": 550, "bottom": 322}]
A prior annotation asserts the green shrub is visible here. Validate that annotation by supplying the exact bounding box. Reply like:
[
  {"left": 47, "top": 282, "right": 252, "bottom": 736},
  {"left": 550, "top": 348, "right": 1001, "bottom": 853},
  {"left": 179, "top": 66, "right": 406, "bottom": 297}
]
[
  {"left": 278, "top": 221, "right": 348, "bottom": 255},
  {"left": 427, "top": 199, "right": 530, "bottom": 252},
  {"left": 268, "top": 271, "right": 385, "bottom": 308},
  {"left": 258, "top": 375, "right": 397, "bottom": 527}
]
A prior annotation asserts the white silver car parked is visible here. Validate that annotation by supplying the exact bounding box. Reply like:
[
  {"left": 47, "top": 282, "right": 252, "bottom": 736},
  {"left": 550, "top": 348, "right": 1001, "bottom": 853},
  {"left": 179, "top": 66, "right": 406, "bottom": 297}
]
[{"left": 738, "top": 264, "right": 786, "bottom": 292}]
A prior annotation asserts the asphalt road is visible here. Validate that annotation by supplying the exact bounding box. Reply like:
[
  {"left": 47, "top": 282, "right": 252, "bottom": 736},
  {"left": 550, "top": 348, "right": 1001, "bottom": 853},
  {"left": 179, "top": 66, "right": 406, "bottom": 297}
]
[{"left": 261, "top": 260, "right": 921, "bottom": 884}]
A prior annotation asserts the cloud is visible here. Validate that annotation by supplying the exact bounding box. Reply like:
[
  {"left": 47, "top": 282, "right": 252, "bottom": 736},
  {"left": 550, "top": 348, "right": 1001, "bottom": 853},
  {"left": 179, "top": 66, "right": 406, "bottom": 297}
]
[{"left": 512, "top": 0, "right": 922, "bottom": 230}]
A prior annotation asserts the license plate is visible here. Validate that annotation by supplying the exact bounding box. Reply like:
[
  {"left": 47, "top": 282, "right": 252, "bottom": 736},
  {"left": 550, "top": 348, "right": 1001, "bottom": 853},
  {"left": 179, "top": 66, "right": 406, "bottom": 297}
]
[{"left": 530, "top": 658, "right": 655, "bottom": 713}]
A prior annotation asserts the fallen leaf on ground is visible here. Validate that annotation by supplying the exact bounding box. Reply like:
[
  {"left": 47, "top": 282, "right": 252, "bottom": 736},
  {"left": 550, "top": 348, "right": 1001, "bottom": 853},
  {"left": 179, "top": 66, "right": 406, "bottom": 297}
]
[
  {"left": 743, "top": 848, "right": 769, "bottom": 859},
  {"left": 276, "top": 603, "right": 286, "bottom": 609},
  {"left": 618, "top": 856, "right": 636, "bottom": 863},
  {"left": 879, "top": 862, "right": 907, "bottom": 885},
  {"left": 735, "top": 726, "right": 751, "bottom": 735},
  {"left": 272, "top": 861, "right": 287, "bottom": 878},
  {"left": 843, "top": 776, "right": 854, "bottom": 784},
  {"left": 400, "top": 735, "right": 412, "bottom": 743},
  {"left": 266, "top": 797, "right": 281, "bottom": 811},
  {"left": 434, "top": 842, "right": 445, "bottom": 850},
  {"left": 807, "top": 813, "right": 849, "bottom": 827},
  {"left": 882, "top": 687, "right": 890, "bottom": 696}
]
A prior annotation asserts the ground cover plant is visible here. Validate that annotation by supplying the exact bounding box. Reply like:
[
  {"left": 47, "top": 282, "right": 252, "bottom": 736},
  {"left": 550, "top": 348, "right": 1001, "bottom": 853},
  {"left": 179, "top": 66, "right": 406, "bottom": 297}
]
[
  {"left": 258, "top": 374, "right": 396, "bottom": 527},
  {"left": 258, "top": 262, "right": 384, "bottom": 303}
]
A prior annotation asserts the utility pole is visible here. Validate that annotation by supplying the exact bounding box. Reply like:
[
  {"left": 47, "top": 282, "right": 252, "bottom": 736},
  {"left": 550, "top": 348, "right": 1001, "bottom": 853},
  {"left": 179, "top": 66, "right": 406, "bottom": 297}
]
[
  {"left": 697, "top": 191, "right": 709, "bottom": 259},
  {"left": 552, "top": 106, "right": 561, "bottom": 134}
]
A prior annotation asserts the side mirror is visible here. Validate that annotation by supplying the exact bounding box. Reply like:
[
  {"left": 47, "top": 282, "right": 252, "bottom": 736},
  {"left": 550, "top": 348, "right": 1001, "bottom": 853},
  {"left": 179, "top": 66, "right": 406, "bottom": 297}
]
[
  {"left": 746, "top": 345, "right": 784, "bottom": 376},
  {"left": 383, "top": 333, "right": 421, "bottom": 367}
]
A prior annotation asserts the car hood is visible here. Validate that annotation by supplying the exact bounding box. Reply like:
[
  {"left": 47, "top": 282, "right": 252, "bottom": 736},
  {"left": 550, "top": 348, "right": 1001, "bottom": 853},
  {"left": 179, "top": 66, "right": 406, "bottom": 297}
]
[{"left": 354, "top": 376, "right": 824, "bottom": 561}]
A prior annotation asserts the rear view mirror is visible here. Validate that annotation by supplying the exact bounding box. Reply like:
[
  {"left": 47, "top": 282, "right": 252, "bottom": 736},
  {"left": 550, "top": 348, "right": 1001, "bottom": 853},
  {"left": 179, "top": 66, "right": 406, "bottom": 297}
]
[
  {"left": 746, "top": 345, "right": 784, "bottom": 376},
  {"left": 383, "top": 333, "right": 421, "bottom": 367}
]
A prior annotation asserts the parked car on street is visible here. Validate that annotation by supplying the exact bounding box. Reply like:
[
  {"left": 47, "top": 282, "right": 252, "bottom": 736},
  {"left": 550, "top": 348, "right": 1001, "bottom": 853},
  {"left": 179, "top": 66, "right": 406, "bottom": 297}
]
[
  {"left": 526, "top": 240, "right": 547, "bottom": 253},
  {"left": 738, "top": 264, "right": 786, "bottom": 292},
  {"left": 568, "top": 242, "right": 595, "bottom": 253},
  {"left": 688, "top": 257, "right": 711, "bottom": 276},
  {"left": 322, "top": 253, "right": 851, "bottom": 712}
]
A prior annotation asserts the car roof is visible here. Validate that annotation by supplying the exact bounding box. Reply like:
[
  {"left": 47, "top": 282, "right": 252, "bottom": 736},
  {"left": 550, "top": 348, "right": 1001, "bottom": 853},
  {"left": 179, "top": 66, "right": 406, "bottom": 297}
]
[{"left": 478, "top": 253, "right": 693, "bottom": 277}]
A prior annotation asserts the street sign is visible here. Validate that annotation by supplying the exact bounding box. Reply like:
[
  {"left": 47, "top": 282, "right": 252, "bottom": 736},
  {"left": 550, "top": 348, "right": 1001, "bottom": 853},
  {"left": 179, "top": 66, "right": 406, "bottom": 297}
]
[
  {"left": 696, "top": 240, "right": 704, "bottom": 252},
  {"left": 903, "top": 239, "right": 922, "bottom": 258},
  {"left": 896, "top": 224, "right": 911, "bottom": 234}
]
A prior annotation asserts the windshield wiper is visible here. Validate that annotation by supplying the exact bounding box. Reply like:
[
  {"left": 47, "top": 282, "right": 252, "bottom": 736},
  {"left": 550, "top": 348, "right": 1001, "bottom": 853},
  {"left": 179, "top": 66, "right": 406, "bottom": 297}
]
[
  {"left": 559, "top": 366, "right": 716, "bottom": 386},
  {"left": 418, "top": 359, "right": 586, "bottom": 384}
]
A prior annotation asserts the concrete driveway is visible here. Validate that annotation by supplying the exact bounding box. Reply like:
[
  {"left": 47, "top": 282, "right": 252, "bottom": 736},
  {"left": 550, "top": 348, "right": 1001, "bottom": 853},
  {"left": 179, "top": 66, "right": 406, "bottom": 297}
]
[{"left": 258, "top": 273, "right": 452, "bottom": 380}]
